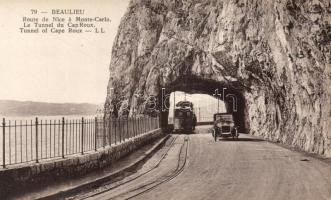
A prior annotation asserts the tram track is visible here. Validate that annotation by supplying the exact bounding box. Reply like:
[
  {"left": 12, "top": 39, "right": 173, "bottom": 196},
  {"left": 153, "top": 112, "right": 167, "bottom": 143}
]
[
  {"left": 74, "top": 135, "right": 186, "bottom": 200},
  {"left": 121, "top": 135, "right": 189, "bottom": 200}
]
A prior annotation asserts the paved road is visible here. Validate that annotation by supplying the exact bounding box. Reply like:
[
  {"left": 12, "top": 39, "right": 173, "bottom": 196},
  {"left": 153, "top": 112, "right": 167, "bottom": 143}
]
[{"left": 69, "top": 126, "right": 331, "bottom": 200}]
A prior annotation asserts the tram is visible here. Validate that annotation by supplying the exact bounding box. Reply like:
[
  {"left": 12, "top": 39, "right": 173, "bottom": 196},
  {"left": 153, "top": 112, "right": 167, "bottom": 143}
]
[{"left": 173, "top": 101, "right": 197, "bottom": 133}]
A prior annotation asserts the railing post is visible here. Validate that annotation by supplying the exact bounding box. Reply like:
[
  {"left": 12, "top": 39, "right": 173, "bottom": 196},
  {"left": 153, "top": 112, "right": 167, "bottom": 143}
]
[
  {"left": 136, "top": 117, "right": 138, "bottom": 136},
  {"left": 139, "top": 118, "right": 142, "bottom": 135},
  {"left": 131, "top": 118, "right": 134, "bottom": 137},
  {"left": 148, "top": 117, "right": 150, "bottom": 131},
  {"left": 133, "top": 117, "right": 136, "bottom": 137},
  {"left": 129, "top": 118, "right": 132, "bottom": 138},
  {"left": 138, "top": 118, "right": 140, "bottom": 135},
  {"left": 149, "top": 117, "right": 151, "bottom": 131},
  {"left": 114, "top": 118, "right": 117, "bottom": 144},
  {"left": 108, "top": 116, "right": 111, "bottom": 146},
  {"left": 103, "top": 116, "right": 106, "bottom": 148},
  {"left": 81, "top": 117, "right": 84, "bottom": 155},
  {"left": 126, "top": 117, "right": 129, "bottom": 140},
  {"left": 140, "top": 118, "right": 142, "bottom": 134},
  {"left": 158, "top": 117, "right": 160, "bottom": 128},
  {"left": 137, "top": 118, "right": 139, "bottom": 136},
  {"left": 144, "top": 117, "right": 147, "bottom": 133},
  {"left": 141, "top": 118, "right": 143, "bottom": 134},
  {"left": 142, "top": 118, "right": 144, "bottom": 133},
  {"left": 136, "top": 118, "right": 138, "bottom": 136},
  {"left": 2, "top": 118, "right": 5, "bottom": 168},
  {"left": 119, "top": 118, "right": 122, "bottom": 143},
  {"left": 94, "top": 117, "right": 98, "bottom": 151},
  {"left": 130, "top": 118, "right": 133, "bottom": 138},
  {"left": 35, "top": 117, "right": 39, "bottom": 163},
  {"left": 62, "top": 117, "right": 65, "bottom": 158}
]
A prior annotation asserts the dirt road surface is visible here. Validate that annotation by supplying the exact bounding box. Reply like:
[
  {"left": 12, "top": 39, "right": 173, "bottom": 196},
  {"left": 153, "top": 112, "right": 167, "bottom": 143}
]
[{"left": 68, "top": 126, "right": 331, "bottom": 200}]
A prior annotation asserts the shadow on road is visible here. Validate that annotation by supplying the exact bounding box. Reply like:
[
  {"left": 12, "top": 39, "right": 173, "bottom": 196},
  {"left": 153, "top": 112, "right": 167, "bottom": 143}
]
[
  {"left": 172, "top": 131, "right": 197, "bottom": 135},
  {"left": 217, "top": 138, "right": 265, "bottom": 142}
]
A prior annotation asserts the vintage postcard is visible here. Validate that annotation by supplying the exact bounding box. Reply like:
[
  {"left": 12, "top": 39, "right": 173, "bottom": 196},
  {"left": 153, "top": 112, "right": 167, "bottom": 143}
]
[{"left": 0, "top": 0, "right": 330, "bottom": 199}]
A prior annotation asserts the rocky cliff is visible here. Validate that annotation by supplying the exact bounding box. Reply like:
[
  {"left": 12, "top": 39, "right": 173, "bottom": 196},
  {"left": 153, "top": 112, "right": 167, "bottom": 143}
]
[{"left": 106, "top": 0, "right": 331, "bottom": 156}]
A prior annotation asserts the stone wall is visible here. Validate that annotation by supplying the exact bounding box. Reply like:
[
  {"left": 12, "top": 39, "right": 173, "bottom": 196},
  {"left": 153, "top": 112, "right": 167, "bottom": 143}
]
[{"left": 0, "top": 129, "right": 163, "bottom": 197}]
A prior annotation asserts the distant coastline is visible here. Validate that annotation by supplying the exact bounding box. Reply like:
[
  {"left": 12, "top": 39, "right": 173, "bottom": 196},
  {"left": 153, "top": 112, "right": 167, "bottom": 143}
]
[{"left": 0, "top": 100, "right": 102, "bottom": 117}]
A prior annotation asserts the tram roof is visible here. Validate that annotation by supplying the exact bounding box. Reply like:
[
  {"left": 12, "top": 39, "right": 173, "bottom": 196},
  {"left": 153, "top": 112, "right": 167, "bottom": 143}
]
[{"left": 176, "top": 101, "right": 193, "bottom": 108}]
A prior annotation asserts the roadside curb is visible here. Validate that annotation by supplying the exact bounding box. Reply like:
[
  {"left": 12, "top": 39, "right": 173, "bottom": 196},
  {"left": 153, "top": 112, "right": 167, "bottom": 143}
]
[{"left": 37, "top": 134, "right": 171, "bottom": 200}]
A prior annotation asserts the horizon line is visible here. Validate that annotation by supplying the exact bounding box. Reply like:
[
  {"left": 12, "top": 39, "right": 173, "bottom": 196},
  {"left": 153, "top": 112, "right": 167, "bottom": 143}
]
[{"left": 0, "top": 99, "right": 104, "bottom": 105}]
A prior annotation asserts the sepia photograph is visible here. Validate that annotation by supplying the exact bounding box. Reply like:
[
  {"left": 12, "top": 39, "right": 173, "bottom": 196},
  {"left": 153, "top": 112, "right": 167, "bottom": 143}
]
[{"left": 0, "top": 0, "right": 330, "bottom": 199}]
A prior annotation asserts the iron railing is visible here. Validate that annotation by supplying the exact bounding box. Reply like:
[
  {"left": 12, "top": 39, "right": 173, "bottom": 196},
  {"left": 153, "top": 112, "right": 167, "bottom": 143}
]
[{"left": 0, "top": 116, "right": 159, "bottom": 168}]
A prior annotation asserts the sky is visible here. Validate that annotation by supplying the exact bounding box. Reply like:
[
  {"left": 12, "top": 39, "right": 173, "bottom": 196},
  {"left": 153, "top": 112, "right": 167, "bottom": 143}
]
[{"left": 0, "top": 0, "right": 130, "bottom": 104}]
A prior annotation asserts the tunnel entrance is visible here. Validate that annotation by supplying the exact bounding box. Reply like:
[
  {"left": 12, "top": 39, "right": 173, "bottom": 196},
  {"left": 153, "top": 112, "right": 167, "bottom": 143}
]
[
  {"left": 157, "top": 77, "right": 247, "bottom": 133},
  {"left": 167, "top": 92, "right": 226, "bottom": 124}
]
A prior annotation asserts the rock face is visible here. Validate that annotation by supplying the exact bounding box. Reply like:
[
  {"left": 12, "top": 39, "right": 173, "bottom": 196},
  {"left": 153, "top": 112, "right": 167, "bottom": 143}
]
[{"left": 105, "top": 0, "right": 331, "bottom": 156}]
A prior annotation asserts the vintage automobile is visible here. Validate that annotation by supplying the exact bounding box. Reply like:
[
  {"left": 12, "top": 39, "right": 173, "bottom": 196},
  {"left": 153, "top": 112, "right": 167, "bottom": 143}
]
[
  {"left": 173, "top": 101, "right": 197, "bottom": 133},
  {"left": 212, "top": 113, "right": 239, "bottom": 141}
]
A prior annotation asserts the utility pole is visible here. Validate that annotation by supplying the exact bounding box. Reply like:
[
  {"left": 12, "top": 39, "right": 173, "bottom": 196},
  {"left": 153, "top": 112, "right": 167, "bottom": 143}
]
[{"left": 199, "top": 107, "right": 201, "bottom": 122}]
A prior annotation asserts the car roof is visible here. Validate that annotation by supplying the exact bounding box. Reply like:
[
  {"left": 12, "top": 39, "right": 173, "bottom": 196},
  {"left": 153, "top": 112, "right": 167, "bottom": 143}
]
[{"left": 174, "top": 107, "right": 192, "bottom": 111}]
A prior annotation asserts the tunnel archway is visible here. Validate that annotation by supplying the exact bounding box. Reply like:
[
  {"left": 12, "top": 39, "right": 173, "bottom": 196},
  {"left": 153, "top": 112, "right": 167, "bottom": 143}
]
[{"left": 156, "top": 77, "right": 247, "bottom": 133}]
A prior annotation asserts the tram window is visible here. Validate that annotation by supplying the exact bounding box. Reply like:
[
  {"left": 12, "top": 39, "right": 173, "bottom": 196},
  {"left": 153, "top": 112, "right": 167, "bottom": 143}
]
[{"left": 177, "top": 111, "right": 183, "bottom": 117}]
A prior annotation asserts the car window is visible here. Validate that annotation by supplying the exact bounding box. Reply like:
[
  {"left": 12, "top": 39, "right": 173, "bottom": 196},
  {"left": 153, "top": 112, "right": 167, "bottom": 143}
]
[{"left": 215, "top": 115, "right": 233, "bottom": 122}]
